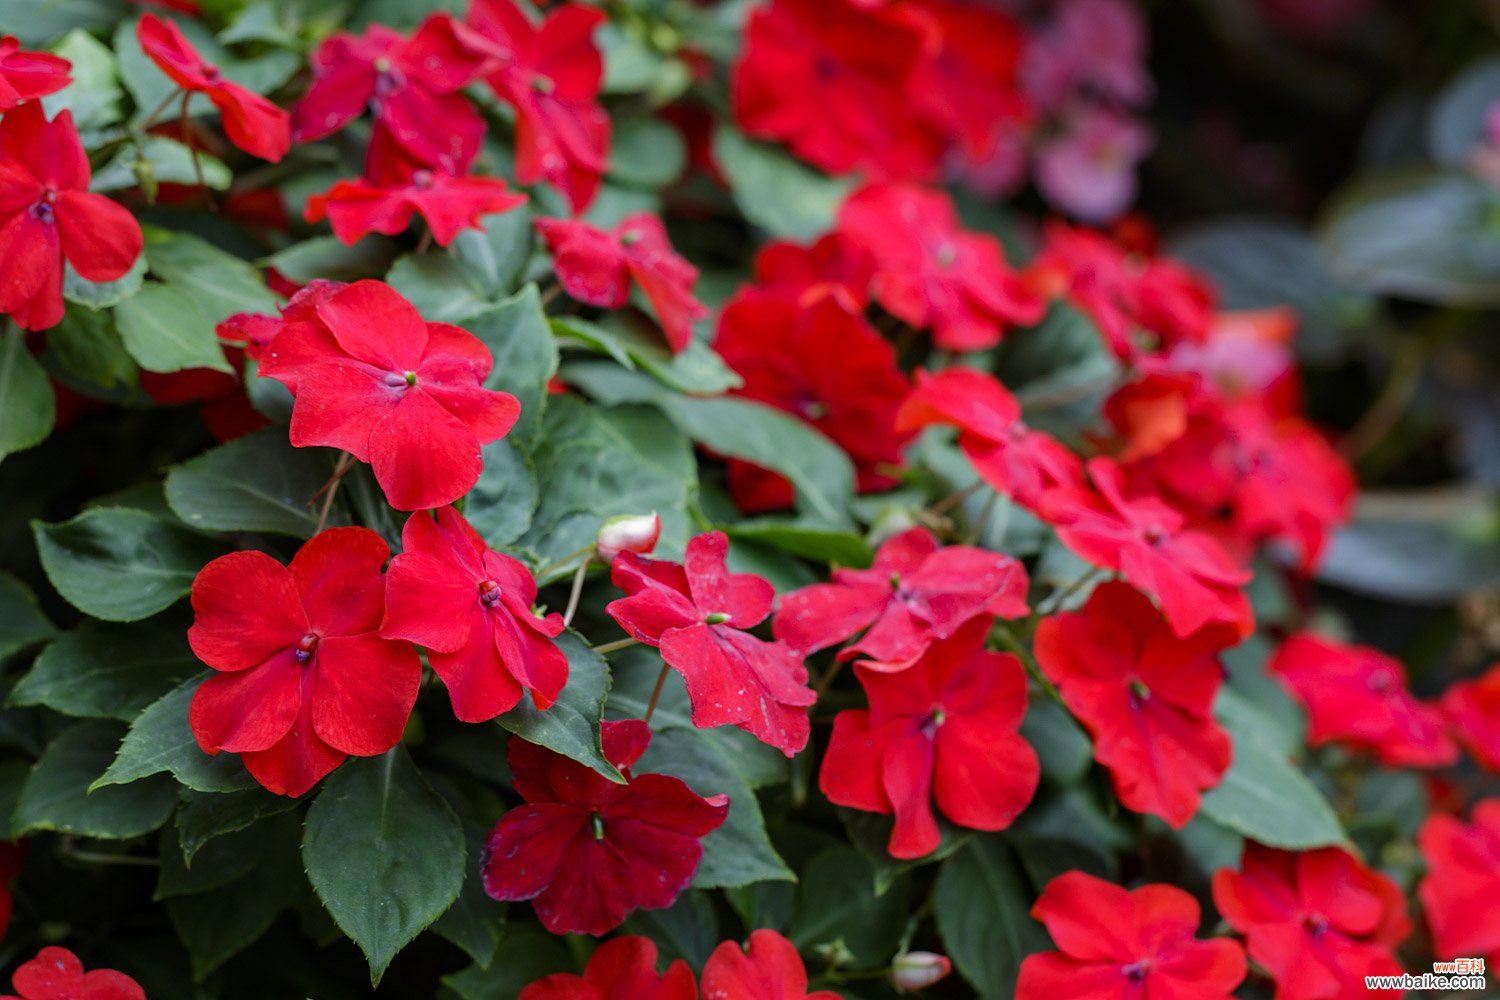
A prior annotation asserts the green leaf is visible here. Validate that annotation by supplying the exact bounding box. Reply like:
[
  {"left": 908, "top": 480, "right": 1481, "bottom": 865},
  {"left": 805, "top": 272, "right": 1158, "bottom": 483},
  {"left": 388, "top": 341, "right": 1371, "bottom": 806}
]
[
  {"left": 464, "top": 439, "right": 536, "bottom": 547},
  {"left": 303, "top": 746, "right": 466, "bottom": 983},
  {"left": 431, "top": 822, "right": 507, "bottom": 969},
  {"left": 0, "top": 326, "right": 56, "bottom": 464},
  {"left": 713, "top": 126, "right": 856, "bottom": 241},
  {"left": 143, "top": 228, "right": 278, "bottom": 325},
  {"left": 165, "top": 430, "right": 341, "bottom": 537},
  {"left": 265, "top": 235, "right": 400, "bottom": 285},
  {"left": 723, "top": 519, "right": 872, "bottom": 566},
  {"left": 46, "top": 309, "right": 135, "bottom": 390},
  {"left": 441, "top": 926, "right": 571, "bottom": 1000},
  {"left": 11, "top": 621, "right": 193, "bottom": 720},
  {"left": 115, "top": 283, "right": 229, "bottom": 374},
  {"left": 387, "top": 253, "right": 490, "bottom": 323},
  {"left": 497, "top": 631, "right": 620, "bottom": 782},
  {"left": 63, "top": 254, "right": 147, "bottom": 310},
  {"left": 33, "top": 507, "right": 221, "bottom": 622},
  {"left": 1018, "top": 697, "right": 1092, "bottom": 784},
  {"left": 554, "top": 318, "right": 742, "bottom": 394},
  {"left": 1429, "top": 56, "right": 1500, "bottom": 166},
  {"left": 0, "top": 573, "right": 53, "bottom": 662},
  {"left": 1006, "top": 786, "right": 1130, "bottom": 887},
  {"left": 787, "top": 847, "right": 911, "bottom": 970},
  {"left": 469, "top": 285, "right": 559, "bottom": 453},
  {"left": 933, "top": 835, "right": 1048, "bottom": 1000},
  {"left": 94, "top": 676, "right": 257, "bottom": 793},
  {"left": 44, "top": 29, "right": 122, "bottom": 132},
  {"left": 166, "top": 869, "right": 297, "bottom": 980},
  {"left": 8, "top": 0, "right": 124, "bottom": 46},
  {"left": 622, "top": 889, "right": 721, "bottom": 968},
  {"left": 13, "top": 719, "right": 177, "bottom": 838},
  {"left": 610, "top": 117, "right": 688, "bottom": 189},
  {"left": 92, "top": 137, "right": 232, "bottom": 192},
  {"left": 450, "top": 206, "right": 534, "bottom": 297},
  {"left": 177, "top": 787, "right": 299, "bottom": 863},
  {"left": 841, "top": 810, "right": 971, "bottom": 896}
]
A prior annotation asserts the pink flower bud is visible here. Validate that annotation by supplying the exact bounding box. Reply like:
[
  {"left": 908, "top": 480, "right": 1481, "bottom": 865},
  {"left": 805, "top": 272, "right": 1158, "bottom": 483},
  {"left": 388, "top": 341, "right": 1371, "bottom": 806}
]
[
  {"left": 892, "top": 951, "right": 952, "bottom": 992},
  {"left": 595, "top": 513, "right": 661, "bottom": 562}
]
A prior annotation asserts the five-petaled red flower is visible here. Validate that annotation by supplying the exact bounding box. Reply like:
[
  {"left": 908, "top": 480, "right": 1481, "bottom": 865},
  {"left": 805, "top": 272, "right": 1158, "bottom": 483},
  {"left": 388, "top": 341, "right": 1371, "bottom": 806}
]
[
  {"left": 751, "top": 232, "right": 873, "bottom": 314},
  {"left": 1418, "top": 800, "right": 1500, "bottom": 971},
  {"left": 819, "top": 617, "right": 1039, "bottom": 859},
  {"left": 482, "top": 720, "right": 728, "bottom": 936},
  {"left": 0, "top": 37, "right": 70, "bottom": 111},
  {"left": 536, "top": 213, "right": 707, "bottom": 354},
  {"left": 381, "top": 506, "right": 568, "bottom": 722},
  {"left": 1017, "top": 871, "right": 1247, "bottom": 1000},
  {"left": 257, "top": 279, "right": 520, "bottom": 511},
  {"left": 701, "top": 929, "right": 841, "bottom": 1000},
  {"left": 606, "top": 532, "right": 816, "bottom": 756},
  {"left": 0, "top": 101, "right": 142, "bottom": 331},
  {"left": 1213, "top": 843, "right": 1410, "bottom": 1000},
  {"left": 519, "top": 935, "right": 696, "bottom": 1000},
  {"left": 135, "top": 14, "right": 291, "bottom": 162},
  {"left": 187, "top": 527, "right": 422, "bottom": 797},
  {"left": 0, "top": 946, "right": 144, "bottom": 1000},
  {"left": 775, "top": 526, "right": 1027, "bottom": 671},
  {"left": 1441, "top": 661, "right": 1500, "bottom": 771}
]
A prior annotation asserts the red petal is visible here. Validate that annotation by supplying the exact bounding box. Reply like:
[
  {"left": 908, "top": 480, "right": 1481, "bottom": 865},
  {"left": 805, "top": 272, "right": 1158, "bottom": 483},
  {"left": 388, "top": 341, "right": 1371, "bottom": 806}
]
[
  {"left": 188, "top": 550, "right": 307, "bottom": 672},
  {"left": 240, "top": 693, "right": 347, "bottom": 796},
  {"left": 55, "top": 191, "right": 142, "bottom": 282},
  {"left": 309, "top": 633, "right": 419, "bottom": 756},
  {"left": 381, "top": 549, "right": 478, "bottom": 652},
  {"left": 772, "top": 580, "right": 890, "bottom": 655},
  {"left": 316, "top": 279, "right": 429, "bottom": 371},
  {"left": 368, "top": 390, "right": 485, "bottom": 510},
  {"left": 189, "top": 651, "right": 303, "bottom": 753},
  {"left": 430, "top": 609, "right": 525, "bottom": 722},
  {"left": 659, "top": 625, "right": 813, "bottom": 755},
  {"left": 288, "top": 526, "right": 389, "bottom": 637},
  {"left": 482, "top": 802, "right": 587, "bottom": 901},
  {"left": 212, "top": 82, "right": 292, "bottom": 162}
]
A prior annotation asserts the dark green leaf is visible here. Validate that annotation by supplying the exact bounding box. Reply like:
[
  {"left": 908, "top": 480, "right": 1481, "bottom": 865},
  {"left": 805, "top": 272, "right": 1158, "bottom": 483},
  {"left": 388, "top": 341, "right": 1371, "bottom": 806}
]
[
  {"left": 47, "top": 309, "right": 135, "bottom": 388},
  {"left": 611, "top": 117, "right": 688, "bottom": 189},
  {"left": 431, "top": 822, "right": 506, "bottom": 969},
  {"left": 840, "top": 809, "right": 971, "bottom": 896},
  {"left": 143, "top": 228, "right": 277, "bottom": 325},
  {"left": 497, "top": 631, "right": 620, "bottom": 782},
  {"left": 470, "top": 285, "right": 559, "bottom": 453},
  {"left": 0, "top": 573, "right": 53, "bottom": 662},
  {"left": 164, "top": 430, "right": 341, "bottom": 537},
  {"left": 723, "top": 519, "right": 872, "bottom": 566},
  {"left": 387, "top": 253, "right": 490, "bottom": 323},
  {"left": 621, "top": 889, "right": 720, "bottom": 968},
  {"left": 93, "top": 138, "right": 232, "bottom": 192},
  {"left": 465, "top": 439, "right": 537, "bottom": 547},
  {"left": 114, "top": 283, "right": 229, "bottom": 374},
  {"left": 555, "top": 319, "right": 742, "bottom": 394},
  {"left": 177, "top": 786, "right": 299, "bottom": 863},
  {"left": 450, "top": 206, "right": 534, "bottom": 297},
  {"left": 8, "top": 0, "right": 124, "bottom": 45},
  {"left": 265, "top": 235, "right": 400, "bottom": 284},
  {"left": 13, "top": 719, "right": 177, "bottom": 838},
  {"left": 94, "top": 676, "right": 257, "bottom": 793},
  {"left": 441, "top": 926, "right": 572, "bottom": 1000},
  {"left": 713, "top": 127, "right": 855, "bottom": 241},
  {"left": 167, "top": 870, "right": 297, "bottom": 980},
  {"left": 0, "top": 326, "right": 56, "bottom": 464},
  {"left": 933, "top": 835, "right": 1048, "bottom": 1000},
  {"left": 11, "top": 621, "right": 193, "bottom": 720},
  {"left": 63, "top": 255, "right": 147, "bottom": 311},
  {"left": 788, "top": 847, "right": 910, "bottom": 970},
  {"left": 1018, "top": 697, "right": 1092, "bottom": 784}
]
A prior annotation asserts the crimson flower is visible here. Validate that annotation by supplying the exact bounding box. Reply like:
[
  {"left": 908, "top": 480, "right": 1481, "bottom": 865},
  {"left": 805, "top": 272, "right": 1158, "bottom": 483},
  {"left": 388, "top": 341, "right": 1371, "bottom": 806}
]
[
  {"left": 820, "top": 618, "right": 1038, "bottom": 859},
  {"left": 1418, "top": 800, "right": 1500, "bottom": 971},
  {"left": 536, "top": 213, "right": 707, "bottom": 354},
  {"left": 837, "top": 183, "right": 1044, "bottom": 351},
  {"left": 1443, "top": 662, "right": 1500, "bottom": 770},
  {"left": 257, "top": 280, "right": 520, "bottom": 510},
  {"left": 381, "top": 506, "right": 567, "bottom": 722},
  {"left": 606, "top": 532, "right": 816, "bottom": 755},
  {"left": 0, "top": 102, "right": 142, "bottom": 331},
  {"left": 752, "top": 233, "right": 873, "bottom": 313},
  {"left": 187, "top": 528, "right": 422, "bottom": 797},
  {"left": 482, "top": 720, "right": 728, "bottom": 935},
  {"left": 775, "top": 526, "right": 1027, "bottom": 670},
  {"left": 1017, "top": 871, "right": 1247, "bottom": 1000},
  {"left": 1268, "top": 633, "right": 1457, "bottom": 768},
  {"left": 135, "top": 14, "right": 291, "bottom": 163},
  {"left": 519, "top": 936, "right": 696, "bottom": 1000},
  {"left": 910, "top": 0, "right": 1030, "bottom": 168},
  {"left": 701, "top": 930, "right": 841, "bottom": 1000},
  {"left": 467, "top": 0, "right": 611, "bottom": 212},
  {"left": 1213, "top": 843, "right": 1410, "bottom": 1000},
  {"left": 0, "top": 37, "right": 70, "bottom": 111},
  {"left": 0, "top": 947, "right": 144, "bottom": 1000}
]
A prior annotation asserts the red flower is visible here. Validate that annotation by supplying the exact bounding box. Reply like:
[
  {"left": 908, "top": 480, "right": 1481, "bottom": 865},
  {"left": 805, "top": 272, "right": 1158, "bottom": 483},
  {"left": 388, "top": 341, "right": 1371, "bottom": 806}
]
[
  {"left": 257, "top": 280, "right": 521, "bottom": 511},
  {"left": 606, "top": 532, "right": 816, "bottom": 756},
  {"left": 482, "top": 720, "right": 728, "bottom": 935},
  {"left": 1213, "top": 843, "right": 1410, "bottom": 1000},
  {"left": 775, "top": 526, "right": 1027, "bottom": 670},
  {"left": 291, "top": 15, "right": 486, "bottom": 173},
  {"left": 1443, "top": 662, "right": 1500, "bottom": 771},
  {"left": 0, "top": 37, "right": 71, "bottom": 111},
  {"left": 895, "top": 366, "right": 1083, "bottom": 509},
  {"left": 1034, "top": 582, "right": 1232, "bottom": 827},
  {"left": 0, "top": 947, "right": 144, "bottom": 1000},
  {"left": 135, "top": 14, "right": 291, "bottom": 163},
  {"left": 1418, "top": 800, "right": 1500, "bottom": 971},
  {"left": 187, "top": 528, "right": 422, "bottom": 797},
  {"left": 1268, "top": 633, "right": 1457, "bottom": 768},
  {"left": 467, "top": 0, "right": 611, "bottom": 212},
  {"left": 837, "top": 183, "right": 1043, "bottom": 351},
  {"left": 536, "top": 214, "right": 707, "bottom": 354},
  {"left": 715, "top": 291, "right": 912, "bottom": 512},
  {"left": 752, "top": 233, "right": 873, "bottom": 313},
  {"left": 381, "top": 506, "right": 567, "bottom": 722},
  {"left": 701, "top": 929, "right": 841, "bottom": 1000},
  {"left": 0, "top": 102, "right": 142, "bottom": 331},
  {"left": 909, "top": 0, "right": 1030, "bottom": 168},
  {"left": 0, "top": 842, "right": 23, "bottom": 940},
  {"left": 819, "top": 618, "right": 1039, "bottom": 859},
  {"left": 1040, "top": 458, "right": 1253, "bottom": 639},
  {"left": 1017, "top": 871, "right": 1247, "bottom": 1000},
  {"left": 519, "top": 936, "right": 696, "bottom": 1000}
]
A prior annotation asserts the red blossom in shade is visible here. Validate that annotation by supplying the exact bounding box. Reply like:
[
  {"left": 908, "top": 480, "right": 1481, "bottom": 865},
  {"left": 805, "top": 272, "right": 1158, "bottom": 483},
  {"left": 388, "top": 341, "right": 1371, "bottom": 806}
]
[
  {"left": 1268, "top": 633, "right": 1457, "bottom": 768},
  {"left": 139, "top": 348, "right": 269, "bottom": 442},
  {"left": 1039, "top": 457, "right": 1253, "bottom": 639},
  {"left": 775, "top": 526, "right": 1028, "bottom": 670},
  {"left": 837, "top": 183, "right": 1044, "bottom": 351},
  {"left": 256, "top": 280, "right": 520, "bottom": 511},
  {"left": 467, "top": 0, "right": 611, "bottom": 213},
  {"left": 715, "top": 291, "right": 912, "bottom": 512},
  {"left": 1443, "top": 662, "right": 1500, "bottom": 770},
  {"left": 187, "top": 528, "right": 422, "bottom": 797},
  {"left": 1213, "top": 843, "right": 1410, "bottom": 1000},
  {"left": 1418, "top": 800, "right": 1500, "bottom": 970},
  {"left": 0, "top": 842, "right": 23, "bottom": 939},
  {"left": 0, "top": 102, "right": 143, "bottom": 331},
  {"left": 0, "top": 947, "right": 145, "bottom": 1000},
  {"left": 819, "top": 618, "right": 1039, "bottom": 859},
  {"left": 1017, "top": 871, "right": 1247, "bottom": 1000},
  {"left": 135, "top": 14, "right": 291, "bottom": 163},
  {"left": 1034, "top": 581, "right": 1233, "bottom": 828},
  {"left": 381, "top": 506, "right": 567, "bottom": 722},
  {"left": 482, "top": 720, "right": 728, "bottom": 935},
  {"left": 751, "top": 233, "right": 873, "bottom": 314},
  {"left": 0, "top": 37, "right": 71, "bottom": 111},
  {"left": 519, "top": 935, "right": 697, "bottom": 1000},
  {"left": 606, "top": 532, "right": 816, "bottom": 756},
  {"left": 701, "top": 930, "right": 841, "bottom": 1000},
  {"left": 536, "top": 213, "right": 707, "bottom": 354},
  {"left": 291, "top": 15, "right": 487, "bottom": 173},
  {"left": 895, "top": 366, "right": 1083, "bottom": 509}
]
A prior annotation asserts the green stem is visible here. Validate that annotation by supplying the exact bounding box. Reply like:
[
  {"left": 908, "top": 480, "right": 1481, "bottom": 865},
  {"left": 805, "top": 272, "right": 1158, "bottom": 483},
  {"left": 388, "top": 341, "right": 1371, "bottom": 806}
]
[
  {"left": 561, "top": 556, "right": 591, "bottom": 628},
  {"left": 592, "top": 637, "right": 640, "bottom": 656},
  {"left": 642, "top": 661, "right": 670, "bottom": 724}
]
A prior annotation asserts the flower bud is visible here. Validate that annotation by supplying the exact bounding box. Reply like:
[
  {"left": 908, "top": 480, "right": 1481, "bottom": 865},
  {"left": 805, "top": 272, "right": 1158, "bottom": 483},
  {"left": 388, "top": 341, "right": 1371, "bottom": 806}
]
[
  {"left": 892, "top": 951, "right": 952, "bottom": 992},
  {"left": 595, "top": 512, "right": 661, "bottom": 562}
]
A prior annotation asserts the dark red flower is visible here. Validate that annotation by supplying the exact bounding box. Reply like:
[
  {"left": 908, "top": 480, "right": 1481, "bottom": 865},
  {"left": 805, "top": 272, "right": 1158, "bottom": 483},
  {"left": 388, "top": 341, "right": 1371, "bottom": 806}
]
[
  {"left": 751, "top": 233, "right": 873, "bottom": 314},
  {"left": 819, "top": 618, "right": 1039, "bottom": 858},
  {"left": 1268, "top": 633, "right": 1457, "bottom": 769},
  {"left": 519, "top": 935, "right": 696, "bottom": 1000},
  {"left": 606, "top": 532, "right": 816, "bottom": 756},
  {"left": 135, "top": 14, "right": 291, "bottom": 163},
  {"left": 1443, "top": 662, "right": 1500, "bottom": 771},
  {"left": 775, "top": 526, "right": 1027, "bottom": 670},
  {"left": 188, "top": 528, "right": 421, "bottom": 797},
  {"left": 909, "top": 0, "right": 1030, "bottom": 168},
  {"left": 257, "top": 279, "right": 520, "bottom": 510},
  {"left": 467, "top": 0, "right": 611, "bottom": 212},
  {"left": 0, "top": 842, "right": 23, "bottom": 940},
  {"left": 536, "top": 213, "right": 707, "bottom": 354},
  {"left": 700, "top": 929, "right": 841, "bottom": 1000},
  {"left": 381, "top": 506, "right": 567, "bottom": 722},
  {"left": 1418, "top": 800, "right": 1500, "bottom": 971},
  {"left": 482, "top": 720, "right": 728, "bottom": 936},
  {"left": 0, "top": 947, "right": 144, "bottom": 1000},
  {"left": 0, "top": 37, "right": 71, "bottom": 111},
  {"left": 0, "top": 102, "right": 142, "bottom": 331},
  {"left": 1213, "top": 843, "right": 1410, "bottom": 1000},
  {"left": 1017, "top": 871, "right": 1247, "bottom": 1000},
  {"left": 138, "top": 346, "right": 269, "bottom": 443},
  {"left": 837, "top": 183, "right": 1043, "bottom": 351}
]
